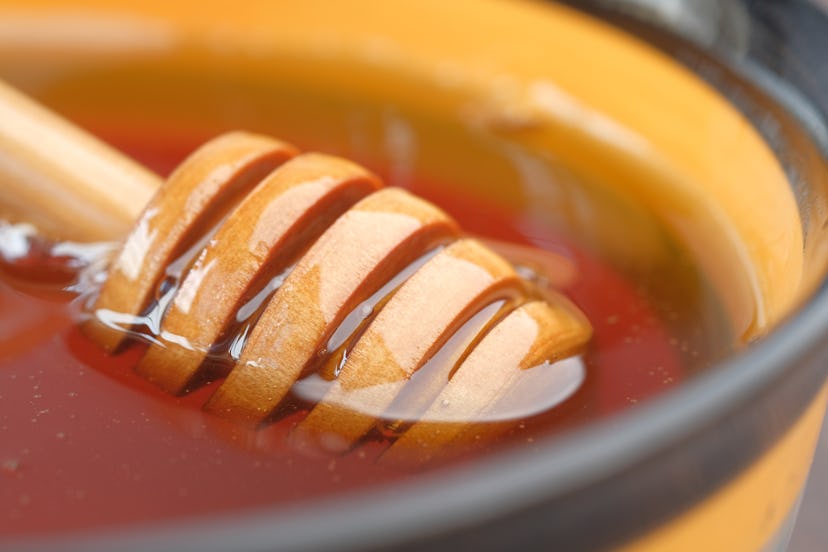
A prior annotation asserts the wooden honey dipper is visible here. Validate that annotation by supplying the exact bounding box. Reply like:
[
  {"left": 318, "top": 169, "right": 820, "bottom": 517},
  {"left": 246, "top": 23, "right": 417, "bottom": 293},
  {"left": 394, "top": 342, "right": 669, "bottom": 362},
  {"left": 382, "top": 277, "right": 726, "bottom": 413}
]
[{"left": 0, "top": 80, "right": 591, "bottom": 462}]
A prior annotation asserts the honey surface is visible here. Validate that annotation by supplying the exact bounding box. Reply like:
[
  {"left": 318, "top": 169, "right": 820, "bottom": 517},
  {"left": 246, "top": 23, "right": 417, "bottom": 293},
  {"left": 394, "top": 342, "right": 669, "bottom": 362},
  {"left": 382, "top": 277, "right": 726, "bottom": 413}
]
[{"left": 0, "top": 127, "right": 694, "bottom": 534}]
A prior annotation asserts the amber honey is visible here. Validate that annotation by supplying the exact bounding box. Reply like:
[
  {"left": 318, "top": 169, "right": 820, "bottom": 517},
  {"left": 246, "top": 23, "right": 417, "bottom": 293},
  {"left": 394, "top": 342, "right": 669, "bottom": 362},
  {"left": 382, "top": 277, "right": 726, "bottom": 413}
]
[{"left": 1, "top": 91, "right": 731, "bottom": 534}]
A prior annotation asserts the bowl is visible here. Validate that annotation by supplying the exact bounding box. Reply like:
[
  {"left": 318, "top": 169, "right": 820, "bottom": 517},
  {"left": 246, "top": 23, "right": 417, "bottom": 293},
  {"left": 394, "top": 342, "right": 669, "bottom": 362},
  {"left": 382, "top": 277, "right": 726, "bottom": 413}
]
[{"left": 1, "top": 1, "right": 827, "bottom": 550}]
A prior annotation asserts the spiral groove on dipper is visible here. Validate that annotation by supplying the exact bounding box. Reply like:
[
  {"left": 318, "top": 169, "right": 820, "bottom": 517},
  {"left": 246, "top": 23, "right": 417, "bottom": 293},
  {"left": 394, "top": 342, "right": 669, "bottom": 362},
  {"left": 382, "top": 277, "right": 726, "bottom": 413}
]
[{"left": 82, "top": 131, "right": 592, "bottom": 462}]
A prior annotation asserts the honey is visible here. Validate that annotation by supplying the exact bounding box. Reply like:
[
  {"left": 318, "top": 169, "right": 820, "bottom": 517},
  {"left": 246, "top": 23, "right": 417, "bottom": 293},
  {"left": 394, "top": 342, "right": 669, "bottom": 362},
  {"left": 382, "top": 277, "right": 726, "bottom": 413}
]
[{"left": 1, "top": 113, "right": 718, "bottom": 533}]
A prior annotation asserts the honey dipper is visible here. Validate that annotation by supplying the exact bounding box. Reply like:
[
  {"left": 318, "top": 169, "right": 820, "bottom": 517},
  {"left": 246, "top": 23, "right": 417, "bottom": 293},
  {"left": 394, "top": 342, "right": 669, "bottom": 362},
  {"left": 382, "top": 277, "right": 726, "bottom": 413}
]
[{"left": 0, "top": 79, "right": 591, "bottom": 461}]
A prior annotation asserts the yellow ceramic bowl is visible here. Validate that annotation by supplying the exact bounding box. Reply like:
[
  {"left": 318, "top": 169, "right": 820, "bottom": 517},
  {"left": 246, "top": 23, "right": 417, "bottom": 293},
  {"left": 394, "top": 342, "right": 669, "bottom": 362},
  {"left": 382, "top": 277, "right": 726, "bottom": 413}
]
[{"left": 1, "top": 1, "right": 827, "bottom": 550}]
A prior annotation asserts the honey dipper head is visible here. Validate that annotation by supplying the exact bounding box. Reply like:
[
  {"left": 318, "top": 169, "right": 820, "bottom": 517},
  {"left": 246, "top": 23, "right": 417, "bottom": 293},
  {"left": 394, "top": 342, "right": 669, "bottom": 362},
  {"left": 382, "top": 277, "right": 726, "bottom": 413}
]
[{"left": 81, "top": 131, "right": 592, "bottom": 466}]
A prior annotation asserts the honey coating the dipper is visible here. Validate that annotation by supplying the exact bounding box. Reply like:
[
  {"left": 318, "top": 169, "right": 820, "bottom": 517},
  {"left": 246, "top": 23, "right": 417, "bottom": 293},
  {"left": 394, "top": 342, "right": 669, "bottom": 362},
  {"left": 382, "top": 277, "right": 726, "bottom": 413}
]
[
  {"left": 83, "top": 132, "right": 299, "bottom": 354},
  {"left": 137, "top": 151, "right": 382, "bottom": 394},
  {"left": 76, "top": 131, "right": 592, "bottom": 460}
]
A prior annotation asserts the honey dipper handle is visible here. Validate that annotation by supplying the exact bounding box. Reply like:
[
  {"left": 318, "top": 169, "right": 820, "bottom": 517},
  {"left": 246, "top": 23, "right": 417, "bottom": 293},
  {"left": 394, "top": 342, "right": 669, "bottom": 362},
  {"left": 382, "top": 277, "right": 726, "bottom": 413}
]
[{"left": 0, "top": 79, "right": 162, "bottom": 242}]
